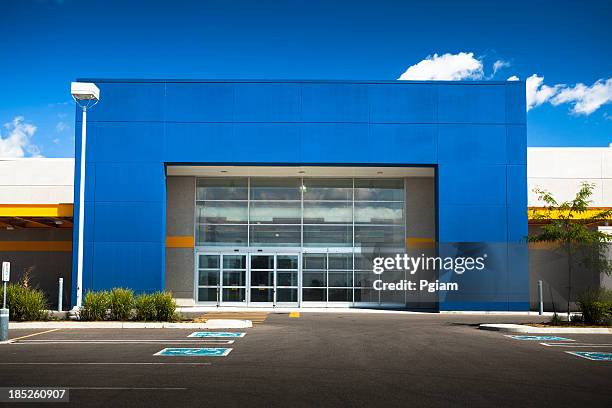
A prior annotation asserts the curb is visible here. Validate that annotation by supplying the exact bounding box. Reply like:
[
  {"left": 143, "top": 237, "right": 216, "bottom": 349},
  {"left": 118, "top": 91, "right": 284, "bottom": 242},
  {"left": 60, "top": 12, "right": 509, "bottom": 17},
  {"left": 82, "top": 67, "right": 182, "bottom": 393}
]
[
  {"left": 9, "top": 320, "right": 253, "bottom": 330},
  {"left": 479, "top": 323, "right": 612, "bottom": 334}
]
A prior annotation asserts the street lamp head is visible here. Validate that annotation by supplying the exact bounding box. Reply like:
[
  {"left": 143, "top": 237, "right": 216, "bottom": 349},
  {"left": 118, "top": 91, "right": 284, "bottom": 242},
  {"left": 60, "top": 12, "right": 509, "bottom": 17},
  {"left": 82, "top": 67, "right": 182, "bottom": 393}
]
[{"left": 71, "top": 82, "right": 100, "bottom": 109}]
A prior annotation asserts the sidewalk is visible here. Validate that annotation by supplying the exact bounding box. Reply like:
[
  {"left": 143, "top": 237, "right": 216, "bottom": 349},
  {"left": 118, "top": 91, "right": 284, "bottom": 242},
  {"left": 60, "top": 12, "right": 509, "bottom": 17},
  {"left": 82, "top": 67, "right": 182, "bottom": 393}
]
[
  {"left": 479, "top": 323, "right": 612, "bottom": 334},
  {"left": 9, "top": 320, "right": 253, "bottom": 330}
]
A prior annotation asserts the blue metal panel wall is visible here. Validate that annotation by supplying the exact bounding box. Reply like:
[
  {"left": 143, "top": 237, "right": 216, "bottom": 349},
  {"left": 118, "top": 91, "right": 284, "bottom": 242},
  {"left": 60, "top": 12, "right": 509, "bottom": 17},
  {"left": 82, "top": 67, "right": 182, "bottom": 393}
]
[{"left": 72, "top": 79, "right": 527, "bottom": 311}]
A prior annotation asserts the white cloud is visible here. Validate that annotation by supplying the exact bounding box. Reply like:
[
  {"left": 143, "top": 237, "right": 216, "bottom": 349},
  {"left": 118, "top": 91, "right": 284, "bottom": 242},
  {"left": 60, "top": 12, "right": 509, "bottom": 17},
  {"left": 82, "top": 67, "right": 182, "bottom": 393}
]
[
  {"left": 507, "top": 75, "right": 519, "bottom": 81},
  {"left": 492, "top": 60, "right": 510, "bottom": 76},
  {"left": 398, "top": 52, "right": 484, "bottom": 80},
  {"left": 525, "top": 74, "right": 563, "bottom": 111},
  {"left": 53, "top": 138, "right": 60, "bottom": 144},
  {"left": 55, "top": 121, "right": 68, "bottom": 133},
  {"left": 525, "top": 75, "right": 612, "bottom": 115},
  {"left": 550, "top": 78, "right": 612, "bottom": 115},
  {"left": 0, "top": 116, "right": 42, "bottom": 158}
]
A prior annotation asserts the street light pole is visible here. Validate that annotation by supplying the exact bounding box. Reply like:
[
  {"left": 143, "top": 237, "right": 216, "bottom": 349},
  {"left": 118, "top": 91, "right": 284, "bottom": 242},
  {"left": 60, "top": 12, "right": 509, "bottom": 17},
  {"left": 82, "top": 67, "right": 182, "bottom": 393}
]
[
  {"left": 75, "top": 106, "right": 87, "bottom": 308},
  {"left": 70, "top": 82, "right": 100, "bottom": 310}
]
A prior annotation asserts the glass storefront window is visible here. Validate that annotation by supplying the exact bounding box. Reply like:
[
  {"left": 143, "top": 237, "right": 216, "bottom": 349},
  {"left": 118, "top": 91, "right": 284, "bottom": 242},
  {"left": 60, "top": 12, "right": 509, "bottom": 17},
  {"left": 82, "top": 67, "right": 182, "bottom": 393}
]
[
  {"left": 303, "top": 179, "right": 352, "bottom": 201},
  {"left": 250, "top": 225, "right": 301, "bottom": 246},
  {"left": 303, "top": 288, "right": 326, "bottom": 302},
  {"left": 328, "top": 253, "right": 352, "bottom": 269},
  {"left": 197, "top": 201, "right": 248, "bottom": 224},
  {"left": 354, "top": 179, "right": 404, "bottom": 201},
  {"left": 354, "top": 202, "right": 404, "bottom": 224},
  {"left": 197, "top": 178, "right": 248, "bottom": 200},
  {"left": 198, "top": 288, "right": 218, "bottom": 302},
  {"left": 303, "top": 201, "right": 352, "bottom": 224},
  {"left": 303, "top": 272, "right": 326, "bottom": 287},
  {"left": 195, "top": 176, "right": 411, "bottom": 306},
  {"left": 197, "top": 225, "right": 247, "bottom": 246},
  {"left": 329, "top": 289, "right": 352, "bottom": 302},
  {"left": 303, "top": 225, "right": 352, "bottom": 247},
  {"left": 251, "top": 178, "right": 301, "bottom": 200},
  {"left": 250, "top": 201, "right": 300, "bottom": 224},
  {"left": 303, "top": 254, "right": 326, "bottom": 270},
  {"left": 354, "top": 225, "right": 405, "bottom": 247},
  {"left": 328, "top": 271, "right": 352, "bottom": 287}
]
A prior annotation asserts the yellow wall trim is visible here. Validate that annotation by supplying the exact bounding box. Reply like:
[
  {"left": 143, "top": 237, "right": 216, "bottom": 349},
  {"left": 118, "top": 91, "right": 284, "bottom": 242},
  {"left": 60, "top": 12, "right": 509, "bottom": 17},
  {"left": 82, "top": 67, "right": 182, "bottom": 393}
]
[
  {"left": 166, "top": 236, "right": 195, "bottom": 248},
  {"left": 0, "top": 204, "right": 73, "bottom": 217},
  {"left": 0, "top": 241, "right": 72, "bottom": 252},
  {"left": 528, "top": 206, "right": 612, "bottom": 221}
]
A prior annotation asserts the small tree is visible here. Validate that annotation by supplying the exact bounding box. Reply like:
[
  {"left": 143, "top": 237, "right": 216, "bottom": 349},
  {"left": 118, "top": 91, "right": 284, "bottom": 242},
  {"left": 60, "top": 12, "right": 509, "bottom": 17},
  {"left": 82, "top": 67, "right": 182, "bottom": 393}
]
[{"left": 529, "top": 182, "right": 612, "bottom": 319}]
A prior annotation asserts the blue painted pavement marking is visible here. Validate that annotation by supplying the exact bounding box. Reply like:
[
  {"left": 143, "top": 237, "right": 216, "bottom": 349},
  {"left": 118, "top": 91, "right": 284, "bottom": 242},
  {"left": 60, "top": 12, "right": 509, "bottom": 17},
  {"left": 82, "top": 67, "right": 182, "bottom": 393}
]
[
  {"left": 506, "top": 335, "right": 575, "bottom": 341},
  {"left": 188, "top": 332, "right": 246, "bottom": 338},
  {"left": 154, "top": 348, "right": 232, "bottom": 357},
  {"left": 566, "top": 352, "right": 612, "bottom": 361}
]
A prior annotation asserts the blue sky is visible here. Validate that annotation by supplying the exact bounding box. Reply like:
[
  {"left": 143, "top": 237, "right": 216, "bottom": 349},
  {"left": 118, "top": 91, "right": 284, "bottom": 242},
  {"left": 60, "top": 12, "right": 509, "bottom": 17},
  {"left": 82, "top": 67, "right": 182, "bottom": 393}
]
[{"left": 1, "top": 0, "right": 610, "bottom": 158}]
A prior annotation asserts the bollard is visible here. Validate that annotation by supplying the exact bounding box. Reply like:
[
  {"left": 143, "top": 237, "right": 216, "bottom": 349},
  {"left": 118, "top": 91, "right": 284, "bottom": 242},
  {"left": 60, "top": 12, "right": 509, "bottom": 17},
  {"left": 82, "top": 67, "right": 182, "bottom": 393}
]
[
  {"left": 0, "top": 308, "right": 8, "bottom": 342},
  {"left": 58, "top": 278, "right": 63, "bottom": 312},
  {"left": 1, "top": 263, "right": 9, "bottom": 341},
  {"left": 537, "top": 280, "right": 543, "bottom": 315}
]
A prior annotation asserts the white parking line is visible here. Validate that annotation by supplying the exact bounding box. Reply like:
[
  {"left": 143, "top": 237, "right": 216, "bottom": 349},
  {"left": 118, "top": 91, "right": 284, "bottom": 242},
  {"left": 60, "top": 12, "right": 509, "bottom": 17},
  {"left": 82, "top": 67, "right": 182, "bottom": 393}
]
[
  {"left": 540, "top": 342, "right": 612, "bottom": 348},
  {"left": 70, "top": 387, "right": 188, "bottom": 390},
  {"left": 11, "top": 339, "right": 235, "bottom": 345},
  {"left": 0, "top": 362, "right": 212, "bottom": 366},
  {"left": 6, "top": 329, "right": 61, "bottom": 342}
]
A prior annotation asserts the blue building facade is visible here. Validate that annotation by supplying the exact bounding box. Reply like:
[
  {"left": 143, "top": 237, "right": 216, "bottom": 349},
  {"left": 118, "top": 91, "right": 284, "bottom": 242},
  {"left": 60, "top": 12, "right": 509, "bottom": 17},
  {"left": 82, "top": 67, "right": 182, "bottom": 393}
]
[{"left": 72, "top": 79, "right": 527, "bottom": 311}]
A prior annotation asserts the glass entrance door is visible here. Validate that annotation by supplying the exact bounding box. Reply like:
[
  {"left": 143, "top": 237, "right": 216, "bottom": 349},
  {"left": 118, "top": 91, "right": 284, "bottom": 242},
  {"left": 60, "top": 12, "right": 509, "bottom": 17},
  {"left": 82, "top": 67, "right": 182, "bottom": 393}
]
[
  {"left": 196, "top": 252, "right": 300, "bottom": 307},
  {"left": 196, "top": 253, "right": 247, "bottom": 306},
  {"left": 249, "top": 254, "right": 275, "bottom": 306},
  {"left": 248, "top": 253, "right": 299, "bottom": 307}
]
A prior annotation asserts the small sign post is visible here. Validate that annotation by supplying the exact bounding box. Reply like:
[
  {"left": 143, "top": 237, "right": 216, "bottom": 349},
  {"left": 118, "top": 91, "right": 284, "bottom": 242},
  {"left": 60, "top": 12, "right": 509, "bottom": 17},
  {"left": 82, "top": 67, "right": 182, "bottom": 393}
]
[{"left": 1, "top": 262, "right": 9, "bottom": 342}]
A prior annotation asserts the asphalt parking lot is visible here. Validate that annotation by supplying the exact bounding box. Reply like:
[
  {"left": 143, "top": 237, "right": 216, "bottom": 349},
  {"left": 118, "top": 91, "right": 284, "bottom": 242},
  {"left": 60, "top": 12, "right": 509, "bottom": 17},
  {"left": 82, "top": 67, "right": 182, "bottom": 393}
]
[{"left": 1, "top": 314, "right": 611, "bottom": 407}]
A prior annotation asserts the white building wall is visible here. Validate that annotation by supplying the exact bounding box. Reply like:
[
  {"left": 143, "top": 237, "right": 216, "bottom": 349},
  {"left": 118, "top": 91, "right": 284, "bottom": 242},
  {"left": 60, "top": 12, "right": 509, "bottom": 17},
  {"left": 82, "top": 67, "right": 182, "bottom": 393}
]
[
  {"left": 0, "top": 149, "right": 610, "bottom": 208},
  {"left": 0, "top": 158, "right": 74, "bottom": 204},
  {"left": 528, "top": 146, "right": 612, "bottom": 207}
]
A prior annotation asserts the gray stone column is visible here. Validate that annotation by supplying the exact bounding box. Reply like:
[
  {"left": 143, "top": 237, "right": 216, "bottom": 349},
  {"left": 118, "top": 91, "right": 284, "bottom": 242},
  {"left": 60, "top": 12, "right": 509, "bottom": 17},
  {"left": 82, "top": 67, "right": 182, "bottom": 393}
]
[{"left": 165, "top": 176, "right": 196, "bottom": 305}]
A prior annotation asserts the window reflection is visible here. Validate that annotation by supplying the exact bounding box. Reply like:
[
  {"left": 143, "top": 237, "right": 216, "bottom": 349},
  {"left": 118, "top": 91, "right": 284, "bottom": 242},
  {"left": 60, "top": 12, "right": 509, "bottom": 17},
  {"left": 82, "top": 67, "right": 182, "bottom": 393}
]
[
  {"left": 303, "top": 201, "right": 351, "bottom": 224},
  {"left": 197, "top": 201, "right": 248, "bottom": 224},
  {"left": 303, "top": 179, "right": 352, "bottom": 201},
  {"left": 197, "top": 178, "right": 248, "bottom": 200},
  {"left": 354, "top": 179, "right": 404, "bottom": 201},
  {"left": 250, "top": 201, "right": 300, "bottom": 224},
  {"left": 354, "top": 202, "right": 404, "bottom": 224},
  {"left": 251, "top": 178, "right": 301, "bottom": 200}
]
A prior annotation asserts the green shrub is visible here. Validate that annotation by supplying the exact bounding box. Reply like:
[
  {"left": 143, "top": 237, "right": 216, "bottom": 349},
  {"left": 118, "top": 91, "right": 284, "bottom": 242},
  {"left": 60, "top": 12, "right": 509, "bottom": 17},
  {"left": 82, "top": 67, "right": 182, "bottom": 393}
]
[
  {"left": 134, "top": 293, "right": 156, "bottom": 321},
  {"left": 153, "top": 291, "right": 177, "bottom": 322},
  {"left": 577, "top": 288, "right": 612, "bottom": 325},
  {"left": 549, "top": 312, "right": 562, "bottom": 326},
  {"left": 109, "top": 288, "right": 135, "bottom": 321},
  {"left": 6, "top": 283, "right": 48, "bottom": 321},
  {"left": 80, "top": 290, "right": 110, "bottom": 321}
]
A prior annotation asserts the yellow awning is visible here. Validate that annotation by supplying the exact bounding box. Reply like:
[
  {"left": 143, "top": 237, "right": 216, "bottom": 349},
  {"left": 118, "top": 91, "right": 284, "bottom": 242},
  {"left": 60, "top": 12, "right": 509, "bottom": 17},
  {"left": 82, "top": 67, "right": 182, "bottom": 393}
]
[{"left": 0, "top": 204, "right": 73, "bottom": 217}]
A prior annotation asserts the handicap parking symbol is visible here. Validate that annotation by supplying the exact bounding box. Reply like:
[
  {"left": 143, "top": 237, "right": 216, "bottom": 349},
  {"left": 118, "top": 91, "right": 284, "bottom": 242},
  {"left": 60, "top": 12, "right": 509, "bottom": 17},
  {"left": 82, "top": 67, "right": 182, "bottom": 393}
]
[
  {"left": 566, "top": 352, "right": 612, "bottom": 361},
  {"left": 154, "top": 347, "right": 232, "bottom": 357},
  {"left": 188, "top": 332, "right": 246, "bottom": 338},
  {"left": 506, "top": 335, "right": 575, "bottom": 341}
]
